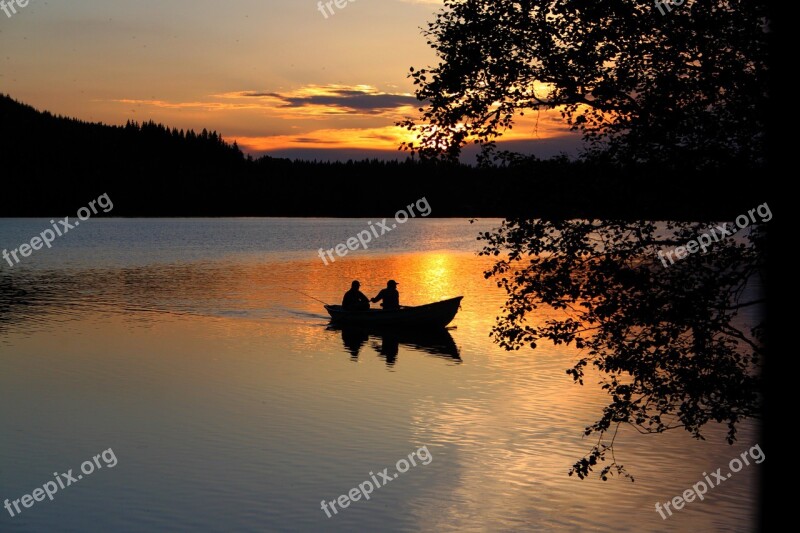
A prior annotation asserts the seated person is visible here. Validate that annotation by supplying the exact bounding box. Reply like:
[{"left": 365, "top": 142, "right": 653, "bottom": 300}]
[
  {"left": 371, "top": 280, "right": 400, "bottom": 310},
  {"left": 342, "top": 280, "right": 370, "bottom": 311}
]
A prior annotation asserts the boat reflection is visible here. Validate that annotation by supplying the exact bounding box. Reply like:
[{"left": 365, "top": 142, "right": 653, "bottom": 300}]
[{"left": 328, "top": 325, "right": 462, "bottom": 366}]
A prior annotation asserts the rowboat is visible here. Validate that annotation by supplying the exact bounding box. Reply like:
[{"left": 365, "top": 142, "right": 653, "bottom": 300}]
[{"left": 324, "top": 296, "right": 463, "bottom": 328}]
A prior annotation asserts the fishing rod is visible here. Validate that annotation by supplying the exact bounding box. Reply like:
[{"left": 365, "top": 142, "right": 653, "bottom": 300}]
[{"left": 283, "top": 287, "right": 331, "bottom": 306}]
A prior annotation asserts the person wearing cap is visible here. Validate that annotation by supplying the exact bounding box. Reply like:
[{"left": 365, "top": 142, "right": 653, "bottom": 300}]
[
  {"left": 371, "top": 280, "right": 400, "bottom": 310},
  {"left": 342, "top": 280, "right": 370, "bottom": 311}
]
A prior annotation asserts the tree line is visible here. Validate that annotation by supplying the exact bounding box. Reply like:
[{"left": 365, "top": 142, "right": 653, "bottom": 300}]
[{"left": 1, "top": 94, "right": 764, "bottom": 218}]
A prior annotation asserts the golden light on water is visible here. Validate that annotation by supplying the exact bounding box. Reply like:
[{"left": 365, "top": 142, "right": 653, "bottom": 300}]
[{"left": 406, "top": 252, "right": 458, "bottom": 303}]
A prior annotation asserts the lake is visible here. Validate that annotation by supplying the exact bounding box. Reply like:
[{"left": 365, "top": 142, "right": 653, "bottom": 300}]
[{"left": 0, "top": 218, "right": 761, "bottom": 532}]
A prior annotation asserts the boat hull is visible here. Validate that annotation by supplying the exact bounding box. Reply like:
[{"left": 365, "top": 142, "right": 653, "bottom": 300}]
[{"left": 324, "top": 296, "right": 463, "bottom": 328}]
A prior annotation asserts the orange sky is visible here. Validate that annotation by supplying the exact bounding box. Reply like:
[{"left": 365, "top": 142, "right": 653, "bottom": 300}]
[{"left": 1, "top": 0, "right": 579, "bottom": 160}]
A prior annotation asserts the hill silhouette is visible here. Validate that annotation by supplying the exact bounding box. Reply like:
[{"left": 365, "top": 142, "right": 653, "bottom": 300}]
[{"left": 1, "top": 94, "right": 765, "bottom": 219}]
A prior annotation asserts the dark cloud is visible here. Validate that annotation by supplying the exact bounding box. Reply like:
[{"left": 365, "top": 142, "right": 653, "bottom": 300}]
[
  {"left": 241, "top": 92, "right": 282, "bottom": 98},
  {"left": 293, "top": 137, "right": 339, "bottom": 144},
  {"left": 366, "top": 133, "right": 400, "bottom": 142},
  {"left": 240, "top": 88, "right": 419, "bottom": 114}
]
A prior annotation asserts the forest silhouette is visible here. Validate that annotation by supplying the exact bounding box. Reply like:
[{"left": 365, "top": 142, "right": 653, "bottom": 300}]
[{"left": 1, "top": 94, "right": 764, "bottom": 219}]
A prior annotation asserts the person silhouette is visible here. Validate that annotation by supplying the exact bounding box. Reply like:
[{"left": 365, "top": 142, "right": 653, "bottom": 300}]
[
  {"left": 371, "top": 280, "right": 400, "bottom": 310},
  {"left": 342, "top": 280, "right": 370, "bottom": 311}
]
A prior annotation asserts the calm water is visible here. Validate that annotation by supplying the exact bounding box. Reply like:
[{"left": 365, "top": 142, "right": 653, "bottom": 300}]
[{"left": 0, "top": 219, "right": 761, "bottom": 532}]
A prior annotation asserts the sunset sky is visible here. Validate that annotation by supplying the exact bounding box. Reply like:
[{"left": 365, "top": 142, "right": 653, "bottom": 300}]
[{"left": 1, "top": 0, "right": 580, "bottom": 161}]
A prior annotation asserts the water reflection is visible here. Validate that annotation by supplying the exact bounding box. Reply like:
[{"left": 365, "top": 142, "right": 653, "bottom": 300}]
[{"left": 328, "top": 325, "right": 461, "bottom": 365}]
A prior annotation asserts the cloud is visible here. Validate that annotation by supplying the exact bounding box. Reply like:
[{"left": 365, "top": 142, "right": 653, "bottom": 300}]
[
  {"left": 230, "top": 110, "right": 577, "bottom": 154},
  {"left": 221, "top": 85, "right": 421, "bottom": 116},
  {"left": 231, "top": 125, "right": 416, "bottom": 152},
  {"left": 113, "top": 85, "right": 421, "bottom": 121},
  {"left": 110, "top": 99, "right": 265, "bottom": 112},
  {"left": 110, "top": 83, "right": 575, "bottom": 157}
]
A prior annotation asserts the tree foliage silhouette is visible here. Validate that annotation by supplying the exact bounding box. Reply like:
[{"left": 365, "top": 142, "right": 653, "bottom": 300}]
[
  {"left": 400, "top": 0, "right": 769, "bottom": 167},
  {"left": 400, "top": 0, "right": 770, "bottom": 479},
  {"left": 478, "top": 218, "right": 766, "bottom": 480}
]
